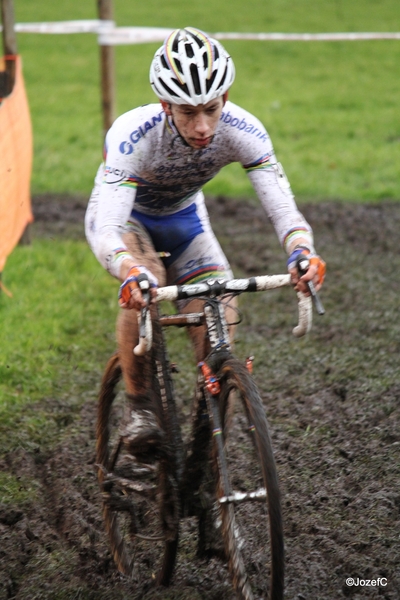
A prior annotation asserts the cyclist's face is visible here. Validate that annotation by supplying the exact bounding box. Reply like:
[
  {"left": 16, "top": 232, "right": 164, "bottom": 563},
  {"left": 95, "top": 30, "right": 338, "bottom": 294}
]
[{"left": 161, "top": 96, "right": 226, "bottom": 149}]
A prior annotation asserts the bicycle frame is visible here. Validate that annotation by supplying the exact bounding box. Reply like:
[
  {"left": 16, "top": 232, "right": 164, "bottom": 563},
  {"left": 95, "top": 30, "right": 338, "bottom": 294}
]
[{"left": 98, "top": 274, "right": 313, "bottom": 599}]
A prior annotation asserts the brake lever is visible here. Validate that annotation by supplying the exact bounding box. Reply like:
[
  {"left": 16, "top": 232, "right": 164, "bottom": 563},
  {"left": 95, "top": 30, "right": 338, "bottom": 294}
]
[
  {"left": 137, "top": 274, "right": 151, "bottom": 337},
  {"left": 296, "top": 254, "right": 325, "bottom": 315}
]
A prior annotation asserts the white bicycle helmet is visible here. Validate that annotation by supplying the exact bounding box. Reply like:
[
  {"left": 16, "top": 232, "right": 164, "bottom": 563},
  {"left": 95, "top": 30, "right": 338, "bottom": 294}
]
[{"left": 150, "top": 27, "right": 235, "bottom": 106}]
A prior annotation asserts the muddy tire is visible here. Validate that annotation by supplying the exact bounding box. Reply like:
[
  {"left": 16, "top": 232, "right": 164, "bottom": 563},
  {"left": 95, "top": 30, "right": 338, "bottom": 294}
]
[
  {"left": 213, "top": 357, "right": 284, "bottom": 600},
  {"left": 96, "top": 310, "right": 181, "bottom": 588}
]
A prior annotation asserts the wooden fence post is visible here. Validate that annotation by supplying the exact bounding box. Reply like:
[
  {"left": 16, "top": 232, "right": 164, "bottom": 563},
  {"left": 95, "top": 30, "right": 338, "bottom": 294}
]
[
  {"left": 1, "top": 0, "right": 17, "bottom": 95},
  {"left": 97, "top": 0, "right": 116, "bottom": 136}
]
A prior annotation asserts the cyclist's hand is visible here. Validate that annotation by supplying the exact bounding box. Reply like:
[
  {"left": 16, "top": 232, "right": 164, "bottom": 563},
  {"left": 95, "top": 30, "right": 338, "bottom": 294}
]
[
  {"left": 287, "top": 246, "right": 326, "bottom": 295},
  {"left": 118, "top": 266, "right": 158, "bottom": 310}
]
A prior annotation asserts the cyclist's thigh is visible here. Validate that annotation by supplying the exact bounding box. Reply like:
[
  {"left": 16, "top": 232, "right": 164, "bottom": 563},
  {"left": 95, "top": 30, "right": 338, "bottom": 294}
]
[
  {"left": 166, "top": 200, "right": 237, "bottom": 360},
  {"left": 166, "top": 197, "right": 233, "bottom": 287},
  {"left": 117, "top": 222, "right": 167, "bottom": 395},
  {"left": 122, "top": 220, "right": 167, "bottom": 285}
]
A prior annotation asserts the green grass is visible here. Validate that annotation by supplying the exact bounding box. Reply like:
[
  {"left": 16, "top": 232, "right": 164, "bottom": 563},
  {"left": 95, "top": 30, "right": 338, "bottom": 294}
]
[
  {"left": 0, "top": 239, "right": 118, "bottom": 456},
  {"left": 7, "top": 0, "right": 400, "bottom": 200},
  {"left": 0, "top": 233, "right": 198, "bottom": 457}
]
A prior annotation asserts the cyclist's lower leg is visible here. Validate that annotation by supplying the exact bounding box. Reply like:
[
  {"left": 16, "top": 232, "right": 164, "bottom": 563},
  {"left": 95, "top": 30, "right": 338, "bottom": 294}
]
[{"left": 116, "top": 231, "right": 166, "bottom": 456}]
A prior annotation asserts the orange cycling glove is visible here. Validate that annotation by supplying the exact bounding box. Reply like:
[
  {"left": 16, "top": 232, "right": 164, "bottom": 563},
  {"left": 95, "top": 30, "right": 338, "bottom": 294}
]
[
  {"left": 118, "top": 266, "right": 158, "bottom": 306},
  {"left": 287, "top": 245, "right": 326, "bottom": 285}
]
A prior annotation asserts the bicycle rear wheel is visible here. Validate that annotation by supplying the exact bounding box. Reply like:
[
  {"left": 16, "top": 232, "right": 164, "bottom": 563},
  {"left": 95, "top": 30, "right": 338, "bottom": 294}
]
[
  {"left": 210, "top": 357, "right": 284, "bottom": 600},
  {"left": 96, "top": 311, "right": 181, "bottom": 588}
]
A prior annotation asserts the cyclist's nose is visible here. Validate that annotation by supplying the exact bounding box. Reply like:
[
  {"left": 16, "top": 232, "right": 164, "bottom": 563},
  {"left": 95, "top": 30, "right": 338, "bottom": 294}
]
[{"left": 194, "top": 113, "right": 209, "bottom": 135}]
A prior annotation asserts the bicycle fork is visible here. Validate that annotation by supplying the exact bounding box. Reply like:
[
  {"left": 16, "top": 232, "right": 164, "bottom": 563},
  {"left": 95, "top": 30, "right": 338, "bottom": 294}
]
[
  {"left": 200, "top": 361, "right": 268, "bottom": 506},
  {"left": 203, "top": 382, "right": 231, "bottom": 499}
]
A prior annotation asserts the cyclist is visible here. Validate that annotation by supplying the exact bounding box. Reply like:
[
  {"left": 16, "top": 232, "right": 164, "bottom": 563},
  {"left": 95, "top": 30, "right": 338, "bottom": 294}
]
[{"left": 85, "top": 27, "right": 325, "bottom": 455}]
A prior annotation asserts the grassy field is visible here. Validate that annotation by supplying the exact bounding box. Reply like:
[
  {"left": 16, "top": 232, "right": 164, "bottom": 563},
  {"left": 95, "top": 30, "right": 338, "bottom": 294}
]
[
  {"left": 0, "top": 239, "right": 118, "bottom": 458},
  {"left": 1, "top": 0, "right": 400, "bottom": 512},
  {"left": 1, "top": 4, "right": 400, "bottom": 596},
  {"left": 9, "top": 0, "right": 400, "bottom": 200}
]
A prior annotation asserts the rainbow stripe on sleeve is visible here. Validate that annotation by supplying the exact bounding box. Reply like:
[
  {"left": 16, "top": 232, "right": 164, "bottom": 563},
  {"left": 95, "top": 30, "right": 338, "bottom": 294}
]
[
  {"left": 112, "top": 247, "right": 131, "bottom": 263},
  {"left": 243, "top": 153, "right": 273, "bottom": 173},
  {"left": 119, "top": 176, "right": 139, "bottom": 190},
  {"left": 283, "top": 227, "right": 312, "bottom": 250}
]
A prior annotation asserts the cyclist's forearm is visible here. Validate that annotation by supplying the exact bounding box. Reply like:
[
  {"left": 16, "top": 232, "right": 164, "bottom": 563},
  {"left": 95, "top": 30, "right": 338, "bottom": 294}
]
[
  {"left": 247, "top": 168, "right": 314, "bottom": 252},
  {"left": 285, "top": 236, "right": 315, "bottom": 255},
  {"left": 120, "top": 257, "right": 140, "bottom": 282},
  {"left": 93, "top": 182, "right": 138, "bottom": 279}
]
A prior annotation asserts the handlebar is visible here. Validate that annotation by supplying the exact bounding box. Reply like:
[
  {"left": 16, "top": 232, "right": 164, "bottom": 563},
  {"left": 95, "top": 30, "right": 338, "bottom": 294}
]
[{"left": 133, "top": 274, "right": 312, "bottom": 355}]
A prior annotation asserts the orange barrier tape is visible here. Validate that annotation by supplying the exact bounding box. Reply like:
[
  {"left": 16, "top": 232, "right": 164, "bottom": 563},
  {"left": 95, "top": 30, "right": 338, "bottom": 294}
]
[{"left": 0, "top": 55, "right": 33, "bottom": 272}]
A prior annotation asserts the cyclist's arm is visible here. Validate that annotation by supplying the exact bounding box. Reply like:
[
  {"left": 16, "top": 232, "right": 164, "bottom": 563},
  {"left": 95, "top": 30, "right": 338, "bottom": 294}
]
[
  {"left": 87, "top": 113, "right": 154, "bottom": 285},
  {"left": 95, "top": 179, "right": 138, "bottom": 281},
  {"left": 245, "top": 161, "right": 325, "bottom": 293},
  {"left": 93, "top": 179, "right": 158, "bottom": 310}
]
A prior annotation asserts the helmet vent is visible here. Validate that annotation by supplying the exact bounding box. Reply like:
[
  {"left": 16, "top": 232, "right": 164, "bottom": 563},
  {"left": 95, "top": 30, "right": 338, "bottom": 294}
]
[
  {"left": 218, "top": 65, "right": 228, "bottom": 90},
  {"left": 206, "top": 70, "right": 217, "bottom": 93},
  {"left": 185, "top": 43, "right": 194, "bottom": 58},
  {"left": 202, "top": 53, "right": 208, "bottom": 70},
  {"left": 174, "top": 58, "right": 183, "bottom": 74},
  {"left": 172, "top": 79, "right": 190, "bottom": 96},
  {"left": 161, "top": 54, "right": 168, "bottom": 69},
  {"left": 159, "top": 79, "right": 179, "bottom": 97},
  {"left": 193, "top": 35, "right": 204, "bottom": 49},
  {"left": 190, "top": 64, "right": 201, "bottom": 95},
  {"left": 172, "top": 37, "right": 179, "bottom": 53}
]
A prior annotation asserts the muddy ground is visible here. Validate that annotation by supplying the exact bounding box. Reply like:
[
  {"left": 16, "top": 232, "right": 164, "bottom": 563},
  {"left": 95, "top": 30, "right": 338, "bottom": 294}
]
[{"left": 1, "top": 195, "right": 400, "bottom": 600}]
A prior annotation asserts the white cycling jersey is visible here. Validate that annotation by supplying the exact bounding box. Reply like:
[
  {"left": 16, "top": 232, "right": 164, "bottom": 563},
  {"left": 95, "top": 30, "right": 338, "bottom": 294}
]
[{"left": 85, "top": 100, "right": 313, "bottom": 281}]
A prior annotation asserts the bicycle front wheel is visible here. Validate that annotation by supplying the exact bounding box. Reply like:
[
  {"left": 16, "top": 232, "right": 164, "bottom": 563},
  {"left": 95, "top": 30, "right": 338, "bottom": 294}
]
[
  {"left": 212, "top": 357, "right": 284, "bottom": 600},
  {"left": 96, "top": 313, "right": 181, "bottom": 588}
]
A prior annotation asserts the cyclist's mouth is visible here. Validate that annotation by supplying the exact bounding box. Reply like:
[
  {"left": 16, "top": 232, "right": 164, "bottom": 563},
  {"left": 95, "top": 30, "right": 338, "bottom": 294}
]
[{"left": 191, "top": 136, "right": 213, "bottom": 148}]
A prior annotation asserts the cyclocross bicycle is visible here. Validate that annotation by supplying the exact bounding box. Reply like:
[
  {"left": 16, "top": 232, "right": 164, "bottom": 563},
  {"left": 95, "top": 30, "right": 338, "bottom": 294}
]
[{"left": 96, "top": 271, "right": 313, "bottom": 600}]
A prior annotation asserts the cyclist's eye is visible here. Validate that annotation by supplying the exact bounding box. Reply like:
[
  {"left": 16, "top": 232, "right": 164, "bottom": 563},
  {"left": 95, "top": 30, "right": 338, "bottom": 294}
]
[{"left": 206, "top": 105, "right": 219, "bottom": 114}]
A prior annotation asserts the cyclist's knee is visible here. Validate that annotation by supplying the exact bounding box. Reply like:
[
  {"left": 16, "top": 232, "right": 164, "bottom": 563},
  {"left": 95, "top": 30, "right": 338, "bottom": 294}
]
[
  {"left": 224, "top": 294, "right": 238, "bottom": 345},
  {"left": 181, "top": 299, "right": 209, "bottom": 362}
]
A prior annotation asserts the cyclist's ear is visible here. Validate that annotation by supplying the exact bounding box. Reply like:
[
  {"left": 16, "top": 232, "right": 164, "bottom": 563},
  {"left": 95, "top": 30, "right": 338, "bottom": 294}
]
[
  {"left": 160, "top": 100, "right": 172, "bottom": 115},
  {"left": 222, "top": 92, "right": 229, "bottom": 105}
]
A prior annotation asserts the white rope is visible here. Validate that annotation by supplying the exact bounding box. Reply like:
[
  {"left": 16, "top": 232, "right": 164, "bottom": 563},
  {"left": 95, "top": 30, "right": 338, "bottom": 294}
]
[
  {"left": 213, "top": 31, "right": 400, "bottom": 42},
  {"left": 99, "top": 26, "right": 173, "bottom": 45},
  {"left": 0, "top": 19, "right": 114, "bottom": 34},
  {"left": 99, "top": 28, "right": 400, "bottom": 45},
  {"left": 1, "top": 21, "right": 399, "bottom": 43}
]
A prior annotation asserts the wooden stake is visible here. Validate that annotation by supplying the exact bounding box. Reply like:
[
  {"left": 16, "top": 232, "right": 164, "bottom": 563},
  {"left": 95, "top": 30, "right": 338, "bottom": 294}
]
[
  {"left": 1, "top": 0, "right": 18, "bottom": 94},
  {"left": 97, "top": 0, "right": 116, "bottom": 136}
]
